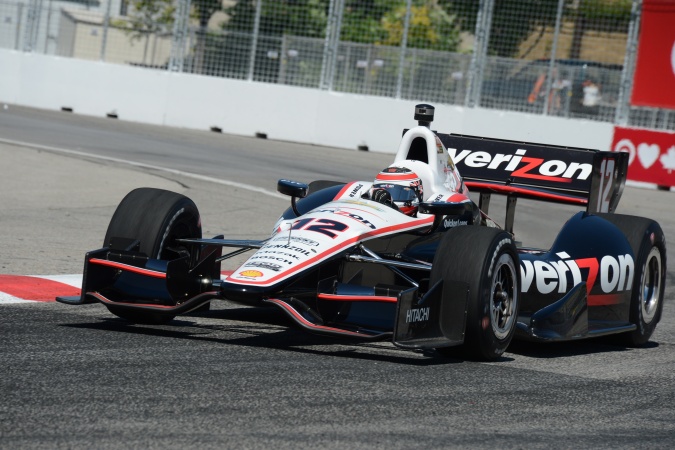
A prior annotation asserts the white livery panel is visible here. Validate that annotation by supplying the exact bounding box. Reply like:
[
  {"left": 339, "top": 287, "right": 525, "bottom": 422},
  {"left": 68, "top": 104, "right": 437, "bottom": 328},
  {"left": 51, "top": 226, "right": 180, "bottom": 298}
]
[{"left": 227, "top": 199, "right": 433, "bottom": 287}]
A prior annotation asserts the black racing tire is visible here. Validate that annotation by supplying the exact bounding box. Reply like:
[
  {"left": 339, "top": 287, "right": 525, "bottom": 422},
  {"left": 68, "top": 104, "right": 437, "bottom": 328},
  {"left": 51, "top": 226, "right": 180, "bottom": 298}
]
[
  {"left": 104, "top": 188, "right": 202, "bottom": 259},
  {"left": 103, "top": 188, "right": 202, "bottom": 324},
  {"left": 430, "top": 226, "right": 520, "bottom": 361},
  {"left": 596, "top": 213, "right": 666, "bottom": 346}
]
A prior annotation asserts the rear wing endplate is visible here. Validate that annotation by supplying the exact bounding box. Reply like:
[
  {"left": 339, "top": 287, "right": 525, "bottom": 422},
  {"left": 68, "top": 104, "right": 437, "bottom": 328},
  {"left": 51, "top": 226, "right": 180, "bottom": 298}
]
[{"left": 437, "top": 133, "right": 628, "bottom": 214}]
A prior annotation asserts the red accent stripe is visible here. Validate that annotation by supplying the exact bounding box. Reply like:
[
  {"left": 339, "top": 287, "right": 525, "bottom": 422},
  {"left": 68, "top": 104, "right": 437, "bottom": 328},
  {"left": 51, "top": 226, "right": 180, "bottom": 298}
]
[
  {"left": 89, "top": 292, "right": 176, "bottom": 309},
  {"left": 318, "top": 293, "right": 397, "bottom": 303},
  {"left": 465, "top": 181, "right": 588, "bottom": 205},
  {"left": 89, "top": 258, "right": 167, "bottom": 279},
  {"left": 266, "top": 298, "right": 365, "bottom": 337},
  {"left": 588, "top": 293, "right": 624, "bottom": 306},
  {"left": 0, "top": 275, "right": 80, "bottom": 302},
  {"left": 334, "top": 181, "right": 359, "bottom": 200},
  {"left": 446, "top": 193, "right": 471, "bottom": 203},
  {"left": 376, "top": 172, "right": 418, "bottom": 181}
]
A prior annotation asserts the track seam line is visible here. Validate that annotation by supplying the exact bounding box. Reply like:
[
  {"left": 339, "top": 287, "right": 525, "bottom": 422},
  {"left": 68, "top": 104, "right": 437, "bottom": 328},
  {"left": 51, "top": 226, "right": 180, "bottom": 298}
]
[{"left": 0, "top": 137, "right": 287, "bottom": 199}]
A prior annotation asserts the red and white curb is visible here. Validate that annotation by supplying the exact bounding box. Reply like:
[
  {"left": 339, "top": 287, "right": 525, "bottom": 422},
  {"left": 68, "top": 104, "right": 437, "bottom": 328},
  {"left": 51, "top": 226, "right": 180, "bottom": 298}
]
[
  {"left": 0, "top": 273, "right": 233, "bottom": 304},
  {"left": 0, "top": 274, "right": 82, "bottom": 304}
]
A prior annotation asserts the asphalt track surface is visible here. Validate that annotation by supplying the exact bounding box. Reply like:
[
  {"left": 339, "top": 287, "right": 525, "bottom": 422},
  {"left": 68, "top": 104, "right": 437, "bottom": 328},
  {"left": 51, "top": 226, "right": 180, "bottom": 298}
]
[{"left": 1, "top": 105, "right": 674, "bottom": 449}]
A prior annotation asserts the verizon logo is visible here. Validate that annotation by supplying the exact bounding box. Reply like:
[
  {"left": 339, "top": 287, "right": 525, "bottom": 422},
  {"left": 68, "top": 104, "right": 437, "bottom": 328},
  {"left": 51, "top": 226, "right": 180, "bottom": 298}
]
[
  {"left": 521, "top": 251, "right": 634, "bottom": 295},
  {"left": 448, "top": 148, "right": 593, "bottom": 183}
]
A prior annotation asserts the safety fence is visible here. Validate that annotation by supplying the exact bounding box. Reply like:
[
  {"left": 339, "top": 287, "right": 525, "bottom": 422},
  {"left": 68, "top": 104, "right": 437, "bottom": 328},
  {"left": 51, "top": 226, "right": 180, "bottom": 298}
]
[{"left": 0, "top": 0, "right": 672, "bottom": 131}]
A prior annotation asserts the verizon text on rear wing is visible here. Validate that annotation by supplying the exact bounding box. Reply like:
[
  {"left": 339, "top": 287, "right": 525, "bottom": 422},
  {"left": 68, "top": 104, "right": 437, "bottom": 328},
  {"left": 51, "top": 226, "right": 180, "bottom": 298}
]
[{"left": 438, "top": 133, "right": 628, "bottom": 214}]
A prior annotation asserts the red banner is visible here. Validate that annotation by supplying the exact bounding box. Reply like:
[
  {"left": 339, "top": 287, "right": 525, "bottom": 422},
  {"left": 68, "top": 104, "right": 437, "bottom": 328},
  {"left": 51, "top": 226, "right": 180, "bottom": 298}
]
[
  {"left": 631, "top": 0, "right": 675, "bottom": 108},
  {"left": 611, "top": 126, "right": 675, "bottom": 188}
]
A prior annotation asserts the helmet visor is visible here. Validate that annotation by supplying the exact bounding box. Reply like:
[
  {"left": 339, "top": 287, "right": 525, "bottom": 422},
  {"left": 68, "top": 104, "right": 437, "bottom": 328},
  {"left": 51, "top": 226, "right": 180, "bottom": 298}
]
[{"left": 373, "top": 184, "right": 419, "bottom": 203}]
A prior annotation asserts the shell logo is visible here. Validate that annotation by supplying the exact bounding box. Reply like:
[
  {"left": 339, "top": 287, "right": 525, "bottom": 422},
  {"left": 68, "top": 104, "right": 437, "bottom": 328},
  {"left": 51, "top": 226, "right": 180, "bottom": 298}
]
[{"left": 239, "top": 270, "right": 263, "bottom": 278}]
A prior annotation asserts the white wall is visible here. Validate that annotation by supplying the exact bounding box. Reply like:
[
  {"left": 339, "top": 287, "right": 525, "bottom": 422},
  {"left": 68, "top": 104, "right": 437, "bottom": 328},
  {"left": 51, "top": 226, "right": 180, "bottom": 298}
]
[{"left": 0, "top": 49, "right": 616, "bottom": 153}]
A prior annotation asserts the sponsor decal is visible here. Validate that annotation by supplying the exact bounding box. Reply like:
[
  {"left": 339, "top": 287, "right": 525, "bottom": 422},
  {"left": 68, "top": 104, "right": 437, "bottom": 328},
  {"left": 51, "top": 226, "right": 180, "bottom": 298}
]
[
  {"left": 406, "top": 307, "right": 430, "bottom": 323},
  {"left": 488, "top": 238, "right": 512, "bottom": 277},
  {"left": 435, "top": 137, "right": 445, "bottom": 154},
  {"left": 447, "top": 156, "right": 456, "bottom": 171},
  {"left": 314, "top": 208, "right": 376, "bottom": 229},
  {"left": 255, "top": 250, "right": 301, "bottom": 260},
  {"left": 443, "top": 218, "right": 468, "bottom": 228},
  {"left": 344, "top": 213, "right": 376, "bottom": 229},
  {"left": 349, "top": 183, "right": 364, "bottom": 197},
  {"left": 263, "top": 244, "right": 313, "bottom": 256},
  {"left": 271, "top": 236, "right": 320, "bottom": 247},
  {"left": 448, "top": 148, "right": 592, "bottom": 183},
  {"left": 611, "top": 127, "right": 675, "bottom": 188},
  {"left": 520, "top": 251, "right": 634, "bottom": 295},
  {"left": 249, "top": 255, "right": 295, "bottom": 265},
  {"left": 239, "top": 270, "right": 263, "bottom": 278},
  {"left": 243, "top": 262, "right": 283, "bottom": 272}
]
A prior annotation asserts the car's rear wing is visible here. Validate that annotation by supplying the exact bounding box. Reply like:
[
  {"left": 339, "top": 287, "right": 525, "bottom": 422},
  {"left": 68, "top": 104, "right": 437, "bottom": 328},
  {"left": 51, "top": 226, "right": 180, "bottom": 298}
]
[{"left": 437, "top": 133, "right": 629, "bottom": 215}]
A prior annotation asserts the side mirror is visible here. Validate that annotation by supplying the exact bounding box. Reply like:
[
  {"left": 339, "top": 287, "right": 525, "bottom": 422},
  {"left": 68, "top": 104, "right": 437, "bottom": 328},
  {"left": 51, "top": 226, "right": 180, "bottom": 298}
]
[
  {"left": 277, "top": 179, "right": 309, "bottom": 217},
  {"left": 277, "top": 179, "right": 308, "bottom": 199}
]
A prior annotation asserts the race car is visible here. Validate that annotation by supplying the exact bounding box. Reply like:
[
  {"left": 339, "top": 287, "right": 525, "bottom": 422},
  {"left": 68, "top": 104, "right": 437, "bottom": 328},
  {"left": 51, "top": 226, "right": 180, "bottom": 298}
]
[{"left": 57, "top": 104, "right": 666, "bottom": 361}]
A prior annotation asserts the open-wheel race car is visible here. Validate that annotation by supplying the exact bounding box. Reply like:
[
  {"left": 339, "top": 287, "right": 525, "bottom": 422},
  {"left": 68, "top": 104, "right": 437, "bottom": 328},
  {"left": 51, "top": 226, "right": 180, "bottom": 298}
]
[{"left": 57, "top": 104, "right": 666, "bottom": 361}]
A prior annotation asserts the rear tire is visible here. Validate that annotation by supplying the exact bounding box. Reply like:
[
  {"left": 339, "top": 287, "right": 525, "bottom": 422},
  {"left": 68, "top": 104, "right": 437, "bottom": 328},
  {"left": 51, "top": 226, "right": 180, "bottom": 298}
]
[
  {"left": 103, "top": 188, "right": 202, "bottom": 324},
  {"left": 430, "top": 226, "right": 520, "bottom": 360},
  {"left": 597, "top": 214, "right": 666, "bottom": 346}
]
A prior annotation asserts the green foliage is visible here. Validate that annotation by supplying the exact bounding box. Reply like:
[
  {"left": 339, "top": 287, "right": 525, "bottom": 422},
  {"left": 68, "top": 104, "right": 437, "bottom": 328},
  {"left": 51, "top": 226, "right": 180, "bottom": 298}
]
[
  {"left": 339, "top": 0, "right": 391, "bottom": 43},
  {"left": 194, "top": 0, "right": 223, "bottom": 27},
  {"left": 224, "top": 0, "right": 329, "bottom": 37},
  {"left": 117, "top": 0, "right": 175, "bottom": 40},
  {"left": 443, "top": 0, "right": 632, "bottom": 57},
  {"left": 223, "top": 0, "right": 459, "bottom": 51},
  {"left": 380, "top": 2, "right": 459, "bottom": 51},
  {"left": 442, "top": 0, "right": 561, "bottom": 58},
  {"left": 577, "top": 0, "right": 632, "bottom": 31},
  {"left": 117, "top": 0, "right": 223, "bottom": 37}
]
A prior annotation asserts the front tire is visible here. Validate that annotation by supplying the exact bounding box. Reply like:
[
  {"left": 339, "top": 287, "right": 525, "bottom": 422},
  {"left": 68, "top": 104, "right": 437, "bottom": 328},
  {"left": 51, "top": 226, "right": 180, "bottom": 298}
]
[
  {"left": 103, "top": 188, "right": 202, "bottom": 324},
  {"left": 597, "top": 214, "right": 666, "bottom": 346},
  {"left": 104, "top": 188, "right": 201, "bottom": 259},
  {"left": 430, "top": 226, "right": 520, "bottom": 360}
]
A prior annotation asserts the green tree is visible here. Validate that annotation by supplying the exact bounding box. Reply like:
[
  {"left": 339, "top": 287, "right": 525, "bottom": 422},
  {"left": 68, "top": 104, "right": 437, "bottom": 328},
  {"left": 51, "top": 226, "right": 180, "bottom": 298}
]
[
  {"left": 339, "top": 0, "right": 392, "bottom": 43},
  {"left": 117, "top": 0, "right": 222, "bottom": 68},
  {"left": 380, "top": 1, "right": 459, "bottom": 51},
  {"left": 443, "top": 0, "right": 631, "bottom": 59},
  {"left": 116, "top": 0, "right": 175, "bottom": 64},
  {"left": 442, "top": 0, "right": 560, "bottom": 58},
  {"left": 569, "top": 0, "right": 632, "bottom": 59},
  {"left": 224, "top": 0, "right": 329, "bottom": 37},
  {"left": 217, "top": 0, "right": 329, "bottom": 81},
  {"left": 224, "top": 0, "right": 458, "bottom": 50}
]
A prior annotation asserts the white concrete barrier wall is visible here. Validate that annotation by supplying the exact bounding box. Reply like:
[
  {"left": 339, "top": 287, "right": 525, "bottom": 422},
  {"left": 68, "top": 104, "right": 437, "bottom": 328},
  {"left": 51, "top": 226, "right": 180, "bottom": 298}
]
[{"left": 1, "top": 49, "right": 616, "bottom": 154}]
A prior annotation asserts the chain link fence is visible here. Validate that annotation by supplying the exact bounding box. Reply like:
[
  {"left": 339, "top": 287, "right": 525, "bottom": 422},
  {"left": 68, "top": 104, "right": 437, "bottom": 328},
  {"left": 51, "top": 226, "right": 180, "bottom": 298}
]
[{"left": 0, "top": 0, "right": 672, "bottom": 130}]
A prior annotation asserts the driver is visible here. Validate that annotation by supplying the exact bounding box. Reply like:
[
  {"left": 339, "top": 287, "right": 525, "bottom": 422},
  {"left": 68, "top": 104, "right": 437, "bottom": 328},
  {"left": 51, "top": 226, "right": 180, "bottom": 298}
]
[{"left": 370, "top": 166, "right": 423, "bottom": 216}]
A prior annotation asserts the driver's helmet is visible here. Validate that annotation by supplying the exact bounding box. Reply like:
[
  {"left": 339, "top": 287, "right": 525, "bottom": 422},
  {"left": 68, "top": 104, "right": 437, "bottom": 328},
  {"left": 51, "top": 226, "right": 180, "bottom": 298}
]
[{"left": 371, "top": 166, "right": 424, "bottom": 216}]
